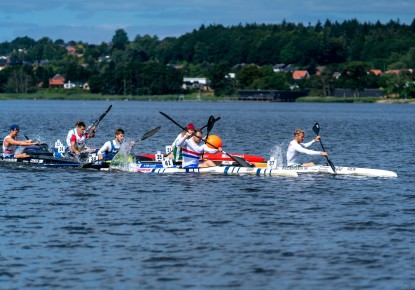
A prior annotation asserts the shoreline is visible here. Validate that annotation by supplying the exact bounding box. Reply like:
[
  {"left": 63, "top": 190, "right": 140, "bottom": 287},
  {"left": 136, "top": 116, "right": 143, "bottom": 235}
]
[{"left": 0, "top": 93, "right": 414, "bottom": 104}]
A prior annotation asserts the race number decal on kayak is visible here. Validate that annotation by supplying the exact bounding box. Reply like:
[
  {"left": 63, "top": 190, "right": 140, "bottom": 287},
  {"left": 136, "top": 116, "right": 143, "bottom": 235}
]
[
  {"left": 165, "top": 146, "right": 173, "bottom": 154},
  {"left": 88, "top": 153, "right": 99, "bottom": 163},
  {"left": 267, "top": 156, "right": 277, "bottom": 169},
  {"left": 54, "top": 139, "right": 66, "bottom": 153},
  {"left": 155, "top": 151, "right": 163, "bottom": 162},
  {"left": 162, "top": 158, "right": 173, "bottom": 168}
]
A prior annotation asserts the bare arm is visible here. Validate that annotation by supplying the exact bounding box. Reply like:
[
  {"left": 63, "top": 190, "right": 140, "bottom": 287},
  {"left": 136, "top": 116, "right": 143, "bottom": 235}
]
[{"left": 4, "top": 138, "right": 39, "bottom": 147}]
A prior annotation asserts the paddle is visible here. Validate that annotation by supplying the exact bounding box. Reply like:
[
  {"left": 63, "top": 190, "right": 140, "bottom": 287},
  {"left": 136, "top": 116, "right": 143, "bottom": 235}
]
[
  {"left": 23, "top": 135, "right": 49, "bottom": 151},
  {"left": 86, "top": 104, "right": 113, "bottom": 134},
  {"left": 201, "top": 115, "right": 218, "bottom": 159},
  {"left": 131, "top": 126, "right": 161, "bottom": 148},
  {"left": 200, "top": 116, "right": 221, "bottom": 131},
  {"left": 312, "top": 123, "right": 336, "bottom": 173},
  {"left": 81, "top": 126, "right": 161, "bottom": 168},
  {"left": 159, "top": 111, "right": 253, "bottom": 167}
]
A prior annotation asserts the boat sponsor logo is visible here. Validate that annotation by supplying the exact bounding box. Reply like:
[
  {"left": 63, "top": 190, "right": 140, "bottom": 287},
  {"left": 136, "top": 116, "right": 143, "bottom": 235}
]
[
  {"left": 139, "top": 163, "right": 160, "bottom": 168},
  {"left": 2, "top": 158, "right": 17, "bottom": 163},
  {"left": 30, "top": 159, "right": 44, "bottom": 164},
  {"left": 137, "top": 168, "right": 152, "bottom": 173}
]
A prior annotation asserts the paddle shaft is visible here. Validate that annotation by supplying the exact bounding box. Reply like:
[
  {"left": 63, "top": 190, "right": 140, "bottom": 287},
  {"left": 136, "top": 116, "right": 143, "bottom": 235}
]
[{"left": 312, "top": 123, "right": 336, "bottom": 173}]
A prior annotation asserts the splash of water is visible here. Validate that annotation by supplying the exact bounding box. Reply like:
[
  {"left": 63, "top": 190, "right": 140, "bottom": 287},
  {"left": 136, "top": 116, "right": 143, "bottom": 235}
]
[
  {"left": 268, "top": 144, "right": 285, "bottom": 166},
  {"left": 111, "top": 139, "right": 135, "bottom": 171}
]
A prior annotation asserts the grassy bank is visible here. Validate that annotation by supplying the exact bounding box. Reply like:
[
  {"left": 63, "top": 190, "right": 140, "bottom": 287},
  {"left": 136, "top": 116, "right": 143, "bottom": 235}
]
[
  {"left": 1, "top": 92, "right": 413, "bottom": 103},
  {"left": 0, "top": 91, "right": 222, "bottom": 101}
]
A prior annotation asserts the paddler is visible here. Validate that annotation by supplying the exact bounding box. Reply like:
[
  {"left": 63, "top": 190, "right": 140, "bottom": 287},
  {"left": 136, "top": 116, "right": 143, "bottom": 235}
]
[
  {"left": 66, "top": 121, "right": 95, "bottom": 156},
  {"left": 97, "top": 128, "right": 124, "bottom": 161},
  {"left": 169, "top": 123, "right": 195, "bottom": 162},
  {"left": 2, "top": 124, "right": 40, "bottom": 158},
  {"left": 286, "top": 129, "right": 328, "bottom": 167},
  {"left": 176, "top": 129, "right": 222, "bottom": 168}
]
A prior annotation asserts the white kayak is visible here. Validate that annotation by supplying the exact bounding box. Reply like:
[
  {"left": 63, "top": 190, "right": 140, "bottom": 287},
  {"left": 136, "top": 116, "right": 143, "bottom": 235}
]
[
  {"left": 286, "top": 165, "right": 397, "bottom": 178},
  {"left": 112, "top": 163, "right": 298, "bottom": 178},
  {"left": 110, "top": 161, "right": 397, "bottom": 178}
]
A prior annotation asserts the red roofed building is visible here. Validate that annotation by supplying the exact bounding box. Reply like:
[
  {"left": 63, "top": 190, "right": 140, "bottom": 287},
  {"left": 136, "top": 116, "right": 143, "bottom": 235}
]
[
  {"left": 370, "top": 69, "right": 382, "bottom": 76},
  {"left": 292, "top": 70, "right": 310, "bottom": 80},
  {"left": 49, "top": 74, "right": 65, "bottom": 88}
]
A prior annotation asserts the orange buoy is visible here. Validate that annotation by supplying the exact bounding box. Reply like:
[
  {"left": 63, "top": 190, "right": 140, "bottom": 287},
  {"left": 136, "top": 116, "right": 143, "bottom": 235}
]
[{"left": 206, "top": 135, "right": 222, "bottom": 149}]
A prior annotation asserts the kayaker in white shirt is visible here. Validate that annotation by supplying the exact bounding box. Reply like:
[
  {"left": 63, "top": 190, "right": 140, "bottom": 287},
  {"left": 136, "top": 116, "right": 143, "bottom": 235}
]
[
  {"left": 97, "top": 128, "right": 125, "bottom": 160},
  {"left": 286, "top": 129, "right": 328, "bottom": 167},
  {"left": 2, "top": 124, "right": 40, "bottom": 158}
]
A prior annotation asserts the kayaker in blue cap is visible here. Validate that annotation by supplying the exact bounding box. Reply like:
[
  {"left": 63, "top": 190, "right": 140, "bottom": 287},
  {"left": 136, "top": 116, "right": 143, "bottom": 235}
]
[{"left": 2, "top": 125, "right": 40, "bottom": 158}]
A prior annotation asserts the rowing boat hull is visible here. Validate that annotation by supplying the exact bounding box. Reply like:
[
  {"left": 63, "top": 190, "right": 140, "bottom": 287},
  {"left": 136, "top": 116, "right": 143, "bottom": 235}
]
[
  {"left": 112, "top": 161, "right": 397, "bottom": 178},
  {"left": 112, "top": 163, "right": 298, "bottom": 177}
]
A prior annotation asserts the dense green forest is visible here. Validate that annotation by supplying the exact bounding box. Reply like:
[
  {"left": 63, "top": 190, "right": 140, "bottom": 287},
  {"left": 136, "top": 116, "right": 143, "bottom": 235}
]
[{"left": 0, "top": 19, "right": 415, "bottom": 98}]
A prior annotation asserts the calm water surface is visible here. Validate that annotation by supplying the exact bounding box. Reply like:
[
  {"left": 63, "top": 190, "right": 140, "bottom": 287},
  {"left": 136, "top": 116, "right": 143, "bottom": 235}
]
[{"left": 0, "top": 100, "right": 414, "bottom": 289}]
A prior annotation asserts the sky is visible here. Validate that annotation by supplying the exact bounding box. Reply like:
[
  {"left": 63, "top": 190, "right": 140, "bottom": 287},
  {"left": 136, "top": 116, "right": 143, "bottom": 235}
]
[{"left": 0, "top": 0, "right": 414, "bottom": 44}]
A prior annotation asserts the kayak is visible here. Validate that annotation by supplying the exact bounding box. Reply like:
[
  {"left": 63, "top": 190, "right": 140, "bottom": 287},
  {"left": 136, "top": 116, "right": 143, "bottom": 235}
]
[
  {"left": 111, "top": 162, "right": 298, "bottom": 178},
  {"left": 111, "top": 159, "right": 397, "bottom": 178},
  {"left": 0, "top": 146, "right": 110, "bottom": 169}
]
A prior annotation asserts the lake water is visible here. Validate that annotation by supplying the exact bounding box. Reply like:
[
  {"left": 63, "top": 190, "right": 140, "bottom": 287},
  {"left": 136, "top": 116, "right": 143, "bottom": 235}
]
[{"left": 0, "top": 100, "right": 414, "bottom": 289}]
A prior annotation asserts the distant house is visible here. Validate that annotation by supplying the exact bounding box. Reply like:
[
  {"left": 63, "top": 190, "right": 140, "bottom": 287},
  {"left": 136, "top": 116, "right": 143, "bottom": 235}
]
[
  {"left": 49, "top": 74, "right": 65, "bottom": 88},
  {"left": 66, "top": 46, "right": 84, "bottom": 58},
  {"left": 273, "top": 64, "right": 287, "bottom": 72},
  {"left": 182, "top": 77, "right": 211, "bottom": 91},
  {"left": 333, "top": 72, "right": 341, "bottom": 79},
  {"left": 64, "top": 81, "right": 82, "bottom": 89},
  {"left": 98, "top": 56, "right": 111, "bottom": 62},
  {"left": 66, "top": 46, "right": 76, "bottom": 54},
  {"left": 273, "top": 63, "right": 296, "bottom": 73},
  {"left": 292, "top": 70, "right": 310, "bottom": 80},
  {"left": 370, "top": 69, "right": 383, "bottom": 76},
  {"left": 386, "top": 69, "right": 413, "bottom": 75}
]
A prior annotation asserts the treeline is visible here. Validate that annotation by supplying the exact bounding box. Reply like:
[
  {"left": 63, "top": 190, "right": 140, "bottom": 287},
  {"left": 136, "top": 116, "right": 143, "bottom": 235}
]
[{"left": 1, "top": 19, "right": 415, "bottom": 97}]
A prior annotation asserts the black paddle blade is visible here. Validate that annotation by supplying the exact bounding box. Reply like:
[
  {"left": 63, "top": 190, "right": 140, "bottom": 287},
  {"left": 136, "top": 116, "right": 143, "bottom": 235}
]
[
  {"left": 312, "top": 123, "right": 320, "bottom": 135},
  {"left": 92, "top": 105, "right": 113, "bottom": 128},
  {"left": 140, "top": 126, "right": 161, "bottom": 141},
  {"left": 200, "top": 116, "right": 221, "bottom": 131},
  {"left": 231, "top": 155, "right": 254, "bottom": 167},
  {"left": 207, "top": 115, "right": 215, "bottom": 133}
]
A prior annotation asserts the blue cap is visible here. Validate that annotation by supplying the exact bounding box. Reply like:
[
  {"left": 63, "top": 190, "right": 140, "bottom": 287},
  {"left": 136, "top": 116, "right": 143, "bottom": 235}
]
[{"left": 10, "top": 124, "right": 20, "bottom": 131}]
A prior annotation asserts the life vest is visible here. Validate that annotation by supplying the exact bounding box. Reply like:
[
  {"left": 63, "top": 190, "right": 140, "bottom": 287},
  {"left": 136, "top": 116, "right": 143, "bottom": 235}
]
[{"left": 105, "top": 140, "right": 120, "bottom": 157}]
